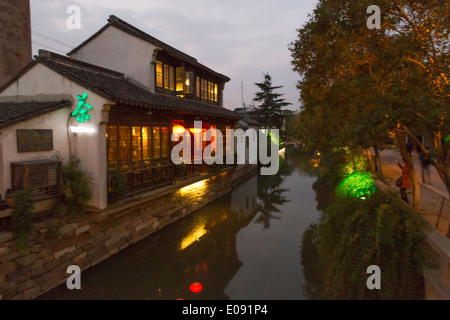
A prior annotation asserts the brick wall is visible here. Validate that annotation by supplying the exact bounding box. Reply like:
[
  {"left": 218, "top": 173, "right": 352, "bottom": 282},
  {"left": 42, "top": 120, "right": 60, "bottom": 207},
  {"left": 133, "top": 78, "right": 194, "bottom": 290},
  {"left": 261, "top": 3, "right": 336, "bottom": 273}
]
[
  {"left": 0, "top": 165, "right": 257, "bottom": 300},
  {"left": 0, "top": 0, "right": 32, "bottom": 87}
]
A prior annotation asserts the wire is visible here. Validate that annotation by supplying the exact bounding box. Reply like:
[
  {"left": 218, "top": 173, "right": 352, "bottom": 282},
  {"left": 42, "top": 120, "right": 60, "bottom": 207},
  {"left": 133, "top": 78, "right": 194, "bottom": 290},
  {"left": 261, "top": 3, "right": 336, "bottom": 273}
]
[
  {"left": 32, "top": 41, "right": 67, "bottom": 55},
  {"left": 32, "top": 30, "right": 75, "bottom": 49}
]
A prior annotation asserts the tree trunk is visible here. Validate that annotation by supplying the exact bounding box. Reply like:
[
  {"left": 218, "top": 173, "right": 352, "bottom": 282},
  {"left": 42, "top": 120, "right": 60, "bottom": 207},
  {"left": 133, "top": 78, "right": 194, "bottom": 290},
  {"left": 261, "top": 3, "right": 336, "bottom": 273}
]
[
  {"left": 396, "top": 130, "right": 420, "bottom": 209},
  {"left": 433, "top": 133, "right": 450, "bottom": 199},
  {"left": 400, "top": 125, "right": 450, "bottom": 200},
  {"left": 374, "top": 148, "right": 383, "bottom": 178}
]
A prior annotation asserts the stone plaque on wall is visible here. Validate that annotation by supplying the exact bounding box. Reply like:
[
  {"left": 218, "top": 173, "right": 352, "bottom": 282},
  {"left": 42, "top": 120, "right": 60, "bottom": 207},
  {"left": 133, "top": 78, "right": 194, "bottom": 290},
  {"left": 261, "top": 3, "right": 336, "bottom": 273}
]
[{"left": 16, "top": 129, "right": 54, "bottom": 153}]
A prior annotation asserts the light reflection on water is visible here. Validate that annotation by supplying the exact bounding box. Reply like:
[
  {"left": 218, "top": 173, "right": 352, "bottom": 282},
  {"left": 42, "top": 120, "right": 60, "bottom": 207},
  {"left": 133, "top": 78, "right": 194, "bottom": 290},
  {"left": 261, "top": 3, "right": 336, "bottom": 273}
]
[{"left": 39, "top": 148, "right": 321, "bottom": 300}]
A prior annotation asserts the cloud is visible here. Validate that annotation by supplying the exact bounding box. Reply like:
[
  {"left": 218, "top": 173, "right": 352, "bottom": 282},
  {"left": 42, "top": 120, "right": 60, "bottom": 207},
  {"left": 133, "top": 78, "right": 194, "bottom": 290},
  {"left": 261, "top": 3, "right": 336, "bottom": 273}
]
[{"left": 30, "top": 0, "right": 317, "bottom": 110}]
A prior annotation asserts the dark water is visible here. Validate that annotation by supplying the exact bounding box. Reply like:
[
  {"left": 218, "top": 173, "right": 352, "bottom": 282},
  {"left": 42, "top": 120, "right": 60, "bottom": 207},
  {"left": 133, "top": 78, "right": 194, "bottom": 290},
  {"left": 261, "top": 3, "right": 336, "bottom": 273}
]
[{"left": 39, "top": 148, "right": 321, "bottom": 300}]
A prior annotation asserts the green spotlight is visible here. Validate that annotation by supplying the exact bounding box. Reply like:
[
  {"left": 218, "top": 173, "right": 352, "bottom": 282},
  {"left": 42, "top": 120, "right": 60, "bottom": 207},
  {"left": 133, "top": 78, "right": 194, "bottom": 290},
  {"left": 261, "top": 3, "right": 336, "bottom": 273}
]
[{"left": 336, "top": 171, "right": 377, "bottom": 199}]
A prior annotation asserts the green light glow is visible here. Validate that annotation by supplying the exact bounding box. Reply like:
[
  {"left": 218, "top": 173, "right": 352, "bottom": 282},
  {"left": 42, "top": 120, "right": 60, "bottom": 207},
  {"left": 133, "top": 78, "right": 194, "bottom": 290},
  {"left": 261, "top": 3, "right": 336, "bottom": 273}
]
[
  {"left": 336, "top": 171, "right": 377, "bottom": 199},
  {"left": 72, "top": 93, "right": 93, "bottom": 123},
  {"left": 445, "top": 135, "right": 449, "bottom": 144}
]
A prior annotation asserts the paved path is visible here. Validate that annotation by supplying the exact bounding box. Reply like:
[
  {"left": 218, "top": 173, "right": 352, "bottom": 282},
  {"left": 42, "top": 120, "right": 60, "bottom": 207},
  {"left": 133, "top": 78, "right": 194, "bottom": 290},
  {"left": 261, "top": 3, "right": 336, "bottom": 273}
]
[{"left": 378, "top": 149, "right": 449, "bottom": 236}]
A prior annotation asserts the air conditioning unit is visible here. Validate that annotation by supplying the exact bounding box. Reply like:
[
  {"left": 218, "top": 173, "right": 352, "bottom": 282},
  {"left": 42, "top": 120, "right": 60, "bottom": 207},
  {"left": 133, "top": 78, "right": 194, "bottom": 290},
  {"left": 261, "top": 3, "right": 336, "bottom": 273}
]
[{"left": 11, "top": 160, "right": 62, "bottom": 200}]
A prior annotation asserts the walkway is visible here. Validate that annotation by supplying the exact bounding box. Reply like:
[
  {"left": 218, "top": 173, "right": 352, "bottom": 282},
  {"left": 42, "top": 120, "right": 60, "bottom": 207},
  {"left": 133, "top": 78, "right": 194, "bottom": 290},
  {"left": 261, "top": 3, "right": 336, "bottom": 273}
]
[{"left": 378, "top": 149, "right": 449, "bottom": 236}]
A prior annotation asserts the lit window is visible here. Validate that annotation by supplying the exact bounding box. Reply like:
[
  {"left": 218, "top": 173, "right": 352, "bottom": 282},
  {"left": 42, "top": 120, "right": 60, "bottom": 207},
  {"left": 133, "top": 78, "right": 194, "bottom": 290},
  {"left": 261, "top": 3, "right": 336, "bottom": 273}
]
[
  {"left": 186, "top": 72, "right": 194, "bottom": 95},
  {"left": 132, "top": 127, "right": 142, "bottom": 163},
  {"left": 153, "top": 127, "right": 161, "bottom": 159},
  {"left": 156, "top": 61, "right": 163, "bottom": 88},
  {"left": 161, "top": 127, "right": 169, "bottom": 158},
  {"left": 119, "top": 126, "right": 131, "bottom": 165},
  {"left": 196, "top": 77, "right": 200, "bottom": 98},
  {"left": 176, "top": 67, "right": 184, "bottom": 95},
  {"left": 214, "top": 84, "right": 218, "bottom": 103},
  {"left": 164, "top": 65, "right": 175, "bottom": 90},
  {"left": 209, "top": 81, "right": 214, "bottom": 101},
  {"left": 201, "top": 79, "right": 207, "bottom": 100},
  {"left": 142, "top": 127, "right": 151, "bottom": 162},
  {"left": 169, "top": 66, "right": 175, "bottom": 91},
  {"left": 106, "top": 126, "right": 118, "bottom": 166}
]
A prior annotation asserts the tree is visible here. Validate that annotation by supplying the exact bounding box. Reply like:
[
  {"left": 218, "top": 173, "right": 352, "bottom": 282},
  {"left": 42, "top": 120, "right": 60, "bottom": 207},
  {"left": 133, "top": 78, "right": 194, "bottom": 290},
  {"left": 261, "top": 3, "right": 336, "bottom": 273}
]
[
  {"left": 289, "top": 0, "right": 449, "bottom": 207},
  {"left": 253, "top": 73, "right": 292, "bottom": 129}
]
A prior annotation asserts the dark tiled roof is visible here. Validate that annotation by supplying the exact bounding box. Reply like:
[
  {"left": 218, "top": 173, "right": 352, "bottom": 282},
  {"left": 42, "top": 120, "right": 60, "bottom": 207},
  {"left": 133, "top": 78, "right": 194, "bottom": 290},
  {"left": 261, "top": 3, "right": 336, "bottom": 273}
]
[
  {"left": 34, "top": 51, "right": 240, "bottom": 119},
  {"left": 242, "top": 116, "right": 260, "bottom": 126},
  {"left": 0, "top": 100, "right": 71, "bottom": 129},
  {"left": 68, "top": 15, "right": 230, "bottom": 82}
]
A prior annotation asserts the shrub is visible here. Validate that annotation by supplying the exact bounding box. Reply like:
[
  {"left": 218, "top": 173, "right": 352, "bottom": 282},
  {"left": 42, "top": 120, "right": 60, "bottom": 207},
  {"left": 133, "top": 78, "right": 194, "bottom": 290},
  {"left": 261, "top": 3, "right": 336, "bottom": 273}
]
[
  {"left": 306, "top": 191, "right": 428, "bottom": 299},
  {"left": 55, "top": 158, "right": 92, "bottom": 218},
  {"left": 175, "top": 163, "right": 187, "bottom": 178},
  {"left": 10, "top": 189, "right": 34, "bottom": 251},
  {"left": 108, "top": 170, "right": 127, "bottom": 204}
]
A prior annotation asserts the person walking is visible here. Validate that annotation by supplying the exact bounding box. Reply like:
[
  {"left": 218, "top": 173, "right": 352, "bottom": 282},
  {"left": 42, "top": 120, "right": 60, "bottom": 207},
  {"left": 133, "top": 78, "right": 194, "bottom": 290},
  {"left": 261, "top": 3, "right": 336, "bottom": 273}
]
[
  {"left": 419, "top": 149, "right": 431, "bottom": 184},
  {"left": 406, "top": 138, "right": 413, "bottom": 156},
  {"left": 396, "top": 158, "right": 411, "bottom": 204}
]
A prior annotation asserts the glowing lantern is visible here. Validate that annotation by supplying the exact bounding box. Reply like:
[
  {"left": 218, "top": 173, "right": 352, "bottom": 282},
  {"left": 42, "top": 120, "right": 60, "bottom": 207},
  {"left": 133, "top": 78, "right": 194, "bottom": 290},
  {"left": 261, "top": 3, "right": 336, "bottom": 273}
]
[
  {"left": 190, "top": 282, "right": 203, "bottom": 293},
  {"left": 189, "top": 128, "right": 203, "bottom": 134},
  {"left": 173, "top": 125, "right": 185, "bottom": 134}
]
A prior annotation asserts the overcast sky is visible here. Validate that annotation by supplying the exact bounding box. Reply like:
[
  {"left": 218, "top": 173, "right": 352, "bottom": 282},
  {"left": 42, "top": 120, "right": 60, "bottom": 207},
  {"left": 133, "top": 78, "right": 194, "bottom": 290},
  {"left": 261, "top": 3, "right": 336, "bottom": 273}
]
[{"left": 30, "top": 0, "right": 318, "bottom": 111}]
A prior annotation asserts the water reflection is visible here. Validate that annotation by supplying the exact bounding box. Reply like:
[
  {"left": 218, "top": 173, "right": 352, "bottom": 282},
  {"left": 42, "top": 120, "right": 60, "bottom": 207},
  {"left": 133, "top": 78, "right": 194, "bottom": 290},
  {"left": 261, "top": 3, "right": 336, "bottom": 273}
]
[{"left": 39, "top": 148, "right": 321, "bottom": 300}]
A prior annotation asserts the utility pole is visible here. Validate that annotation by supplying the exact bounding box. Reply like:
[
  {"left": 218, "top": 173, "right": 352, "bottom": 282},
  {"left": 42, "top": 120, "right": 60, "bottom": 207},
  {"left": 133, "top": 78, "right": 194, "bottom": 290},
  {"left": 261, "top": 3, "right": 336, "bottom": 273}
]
[{"left": 241, "top": 81, "right": 246, "bottom": 113}]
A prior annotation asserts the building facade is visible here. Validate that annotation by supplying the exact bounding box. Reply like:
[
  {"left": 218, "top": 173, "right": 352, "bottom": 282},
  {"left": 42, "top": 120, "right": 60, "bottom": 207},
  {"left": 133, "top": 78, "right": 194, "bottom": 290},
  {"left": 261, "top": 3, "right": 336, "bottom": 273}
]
[{"left": 0, "top": 15, "right": 240, "bottom": 210}]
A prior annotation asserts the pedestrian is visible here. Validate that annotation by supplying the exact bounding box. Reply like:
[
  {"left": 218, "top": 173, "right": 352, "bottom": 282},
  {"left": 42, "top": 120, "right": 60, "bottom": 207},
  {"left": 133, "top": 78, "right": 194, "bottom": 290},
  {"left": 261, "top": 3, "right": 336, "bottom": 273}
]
[
  {"left": 396, "top": 158, "right": 411, "bottom": 204},
  {"left": 406, "top": 139, "right": 413, "bottom": 156},
  {"left": 419, "top": 149, "right": 431, "bottom": 184}
]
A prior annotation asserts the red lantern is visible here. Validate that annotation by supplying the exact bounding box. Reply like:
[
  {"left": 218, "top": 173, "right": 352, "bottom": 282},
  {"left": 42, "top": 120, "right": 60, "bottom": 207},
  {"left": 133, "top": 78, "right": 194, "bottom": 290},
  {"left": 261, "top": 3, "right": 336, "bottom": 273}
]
[{"left": 190, "top": 282, "right": 203, "bottom": 293}]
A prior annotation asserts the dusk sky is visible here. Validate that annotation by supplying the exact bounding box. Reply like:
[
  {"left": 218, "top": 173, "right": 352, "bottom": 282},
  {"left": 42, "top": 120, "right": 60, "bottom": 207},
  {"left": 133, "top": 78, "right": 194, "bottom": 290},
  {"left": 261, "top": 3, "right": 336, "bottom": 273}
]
[{"left": 29, "top": 0, "right": 318, "bottom": 111}]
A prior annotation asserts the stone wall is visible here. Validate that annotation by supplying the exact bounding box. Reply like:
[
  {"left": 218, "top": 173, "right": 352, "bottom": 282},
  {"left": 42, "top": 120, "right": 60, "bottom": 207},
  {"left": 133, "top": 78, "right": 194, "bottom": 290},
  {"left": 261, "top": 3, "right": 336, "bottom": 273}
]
[
  {"left": 0, "top": 0, "right": 32, "bottom": 87},
  {"left": 0, "top": 165, "right": 257, "bottom": 300}
]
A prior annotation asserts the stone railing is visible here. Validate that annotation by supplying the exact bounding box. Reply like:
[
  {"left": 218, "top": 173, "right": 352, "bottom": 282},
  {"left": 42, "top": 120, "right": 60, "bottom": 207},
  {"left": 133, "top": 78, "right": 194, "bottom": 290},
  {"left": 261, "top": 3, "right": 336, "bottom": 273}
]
[{"left": 423, "top": 226, "right": 450, "bottom": 299}]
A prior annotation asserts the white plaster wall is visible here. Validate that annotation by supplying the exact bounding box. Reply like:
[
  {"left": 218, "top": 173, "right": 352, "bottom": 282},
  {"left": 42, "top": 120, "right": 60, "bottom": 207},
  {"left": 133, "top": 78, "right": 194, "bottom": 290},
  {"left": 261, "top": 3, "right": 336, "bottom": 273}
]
[
  {"left": 0, "top": 108, "right": 70, "bottom": 195},
  {"left": 0, "top": 63, "right": 111, "bottom": 209},
  {"left": 69, "top": 26, "right": 159, "bottom": 92}
]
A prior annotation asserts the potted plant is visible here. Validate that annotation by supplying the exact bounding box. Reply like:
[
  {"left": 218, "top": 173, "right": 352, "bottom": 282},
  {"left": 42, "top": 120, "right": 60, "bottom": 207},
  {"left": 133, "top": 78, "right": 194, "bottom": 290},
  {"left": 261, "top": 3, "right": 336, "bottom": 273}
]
[
  {"left": 5, "top": 189, "right": 14, "bottom": 208},
  {"left": 175, "top": 163, "right": 187, "bottom": 180}
]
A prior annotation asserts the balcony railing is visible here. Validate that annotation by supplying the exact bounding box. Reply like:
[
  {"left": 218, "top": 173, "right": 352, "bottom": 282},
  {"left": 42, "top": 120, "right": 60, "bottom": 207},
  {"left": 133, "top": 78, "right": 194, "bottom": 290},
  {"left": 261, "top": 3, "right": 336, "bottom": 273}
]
[{"left": 108, "top": 161, "right": 234, "bottom": 200}]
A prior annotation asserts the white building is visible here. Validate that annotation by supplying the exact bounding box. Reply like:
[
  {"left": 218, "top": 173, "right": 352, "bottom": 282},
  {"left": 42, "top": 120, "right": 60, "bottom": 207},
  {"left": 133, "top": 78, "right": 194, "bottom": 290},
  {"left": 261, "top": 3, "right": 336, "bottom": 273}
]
[{"left": 0, "top": 15, "right": 240, "bottom": 210}]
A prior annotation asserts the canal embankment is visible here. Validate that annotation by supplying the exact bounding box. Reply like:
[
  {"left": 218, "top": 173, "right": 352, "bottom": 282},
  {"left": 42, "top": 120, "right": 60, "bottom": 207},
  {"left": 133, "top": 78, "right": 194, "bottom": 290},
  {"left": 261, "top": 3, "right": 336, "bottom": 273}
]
[
  {"left": 378, "top": 149, "right": 450, "bottom": 300},
  {"left": 0, "top": 164, "right": 257, "bottom": 300}
]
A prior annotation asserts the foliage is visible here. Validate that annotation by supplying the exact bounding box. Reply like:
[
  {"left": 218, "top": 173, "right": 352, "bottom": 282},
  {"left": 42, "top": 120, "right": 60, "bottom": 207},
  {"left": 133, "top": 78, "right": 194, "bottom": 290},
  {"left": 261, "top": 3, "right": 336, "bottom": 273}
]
[
  {"left": 175, "top": 163, "right": 187, "bottom": 178},
  {"left": 336, "top": 171, "right": 377, "bottom": 199},
  {"left": 289, "top": 0, "right": 450, "bottom": 198},
  {"left": 252, "top": 73, "right": 292, "bottom": 129},
  {"left": 304, "top": 191, "right": 428, "bottom": 299},
  {"left": 55, "top": 158, "right": 92, "bottom": 218},
  {"left": 108, "top": 170, "right": 127, "bottom": 204},
  {"left": 10, "top": 189, "right": 34, "bottom": 251}
]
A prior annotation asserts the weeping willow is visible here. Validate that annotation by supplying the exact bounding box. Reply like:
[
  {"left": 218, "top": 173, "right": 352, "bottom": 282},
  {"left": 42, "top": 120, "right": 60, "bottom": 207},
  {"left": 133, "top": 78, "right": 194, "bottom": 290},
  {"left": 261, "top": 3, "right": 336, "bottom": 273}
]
[{"left": 302, "top": 191, "right": 428, "bottom": 300}]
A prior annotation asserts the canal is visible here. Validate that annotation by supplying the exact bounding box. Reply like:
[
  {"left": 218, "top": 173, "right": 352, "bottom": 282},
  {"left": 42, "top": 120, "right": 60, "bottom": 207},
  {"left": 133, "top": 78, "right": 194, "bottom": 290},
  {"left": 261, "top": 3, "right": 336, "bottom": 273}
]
[{"left": 39, "top": 148, "right": 321, "bottom": 300}]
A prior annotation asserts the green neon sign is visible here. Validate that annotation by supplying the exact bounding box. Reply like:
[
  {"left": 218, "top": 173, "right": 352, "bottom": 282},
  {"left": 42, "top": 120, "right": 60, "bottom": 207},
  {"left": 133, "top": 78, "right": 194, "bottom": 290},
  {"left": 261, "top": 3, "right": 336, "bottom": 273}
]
[{"left": 72, "top": 93, "right": 93, "bottom": 123}]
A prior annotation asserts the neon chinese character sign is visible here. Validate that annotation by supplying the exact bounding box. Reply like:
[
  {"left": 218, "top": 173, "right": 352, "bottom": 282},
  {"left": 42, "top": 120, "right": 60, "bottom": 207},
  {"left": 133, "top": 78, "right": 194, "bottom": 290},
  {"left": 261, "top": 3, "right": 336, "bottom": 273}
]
[{"left": 72, "top": 93, "right": 93, "bottom": 123}]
